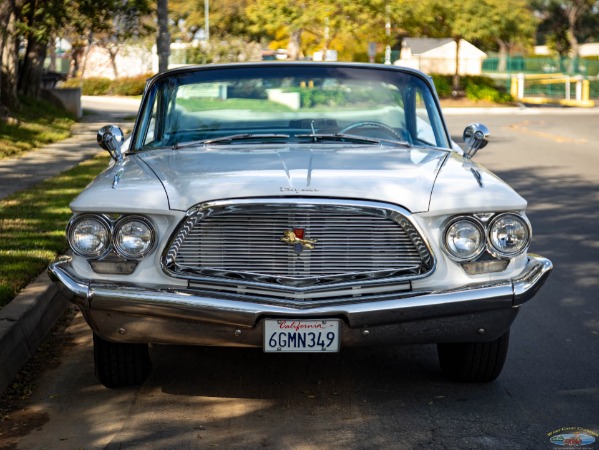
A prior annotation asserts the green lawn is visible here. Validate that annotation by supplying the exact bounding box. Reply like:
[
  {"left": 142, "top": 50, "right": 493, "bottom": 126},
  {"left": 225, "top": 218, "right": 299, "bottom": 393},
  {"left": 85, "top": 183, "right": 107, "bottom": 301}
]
[
  {"left": 0, "top": 154, "right": 110, "bottom": 308},
  {"left": 177, "top": 97, "right": 294, "bottom": 112},
  {"left": 0, "top": 97, "right": 75, "bottom": 159}
]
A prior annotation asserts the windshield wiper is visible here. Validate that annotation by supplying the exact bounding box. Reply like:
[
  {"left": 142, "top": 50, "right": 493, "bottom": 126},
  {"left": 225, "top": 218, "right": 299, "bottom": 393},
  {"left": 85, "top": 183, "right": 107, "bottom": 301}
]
[
  {"left": 295, "top": 133, "right": 411, "bottom": 147},
  {"left": 173, "top": 133, "right": 290, "bottom": 149}
]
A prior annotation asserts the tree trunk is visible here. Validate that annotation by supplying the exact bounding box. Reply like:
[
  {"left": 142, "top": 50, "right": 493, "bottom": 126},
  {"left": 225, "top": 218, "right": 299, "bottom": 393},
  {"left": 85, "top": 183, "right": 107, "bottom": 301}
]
[
  {"left": 108, "top": 47, "right": 119, "bottom": 79},
  {"left": 0, "top": 0, "right": 8, "bottom": 109},
  {"left": 497, "top": 40, "right": 509, "bottom": 73},
  {"left": 1, "top": 0, "right": 20, "bottom": 110},
  {"left": 49, "top": 34, "right": 57, "bottom": 72},
  {"left": 157, "top": 0, "right": 170, "bottom": 73},
  {"left": 287, "top": 29, "right": 302, "bottom": 60},
  {"left": 18, "top": 37, "right": 48, "bottom": 98},
  {"left": 452, "top": 37, "right": 461, "bottom": 93},
  {"left": 564, "top": 0, "right": 592, "bottom": 74},
  {"left": 80, "top": 31, "right": 94, "bottom": 79},
  {"left": 566, "top": 18, "right": 579, "bottom": 74}
]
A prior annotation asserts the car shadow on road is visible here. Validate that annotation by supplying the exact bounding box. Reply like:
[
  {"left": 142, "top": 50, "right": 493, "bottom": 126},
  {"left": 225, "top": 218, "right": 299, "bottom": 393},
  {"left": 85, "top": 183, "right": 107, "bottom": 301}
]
[{"left": 150, "top": 342, "right": 442, "bottom": 400}]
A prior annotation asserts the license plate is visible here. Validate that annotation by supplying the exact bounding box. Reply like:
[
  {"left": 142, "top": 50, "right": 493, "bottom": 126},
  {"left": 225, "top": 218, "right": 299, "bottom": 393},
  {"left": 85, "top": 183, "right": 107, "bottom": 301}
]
[{"left": 264, "top": 319, "right": 340, "bottom": 353}]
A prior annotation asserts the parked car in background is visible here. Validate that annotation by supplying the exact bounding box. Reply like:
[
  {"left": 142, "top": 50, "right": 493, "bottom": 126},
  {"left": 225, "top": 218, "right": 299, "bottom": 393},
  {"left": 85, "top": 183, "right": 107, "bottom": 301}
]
[{"left": 49, "top": 62, "right": 552, "bottom": 388}]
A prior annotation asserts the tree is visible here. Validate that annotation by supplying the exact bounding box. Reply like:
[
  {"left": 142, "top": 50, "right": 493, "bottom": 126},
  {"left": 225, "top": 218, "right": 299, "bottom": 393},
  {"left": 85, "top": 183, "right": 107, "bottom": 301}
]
[
  {"left": 534, "top": 0, "right": 599, "bottom": 60},
  {"left": 246, "top": 0, "right": 381, "bottom": 60},
  {"left": 563, "top": 0, "right": 597, "bottom": 59},
  {"left": 399, "top": 0, "right": 535, "bottom": 89},
  {"left": 73, "top": 0, "right": 154, "bottom": 78},
  {"left": 17, "top": 0, "right": 69, "bottom": 97},
  {"left": 169, "top": 0, "right": 259, "bottom": 42},
  {"left": 468, "top": 0, "right": 537, "bottom": 72},
  {"left": 0, "top": 0, "right": 20, "bottom": 111},
  {"left": 400, "top": 0, "right": 468, "bottom": 91}
]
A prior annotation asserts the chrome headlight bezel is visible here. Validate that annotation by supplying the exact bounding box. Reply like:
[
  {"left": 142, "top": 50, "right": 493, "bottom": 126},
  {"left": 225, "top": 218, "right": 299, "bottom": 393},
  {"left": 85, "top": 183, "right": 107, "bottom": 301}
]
[
  {"left": 487, "top": 213, "right": 531, "bottom": 258},
  {"left": 113, "top": 216, "right": 156, "bottom": 259},
  {"left": 67, "top": 214, "right": 112, "bottom": 258},
  {"left": 441, "top": 212, "right": 531, "bottom": 264},
  {"left": 442, "top": 216, "right": 486, "bottom": 262}
]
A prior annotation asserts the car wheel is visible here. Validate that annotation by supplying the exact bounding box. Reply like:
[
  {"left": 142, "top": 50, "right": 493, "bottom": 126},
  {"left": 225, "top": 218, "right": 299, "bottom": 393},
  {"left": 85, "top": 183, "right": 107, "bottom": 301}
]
[
  {"left": 93, "top": 334, "right": 151, "bottom": 388},
  {"left": 437, "top": 331, "right": 510, "bottom": 382}
]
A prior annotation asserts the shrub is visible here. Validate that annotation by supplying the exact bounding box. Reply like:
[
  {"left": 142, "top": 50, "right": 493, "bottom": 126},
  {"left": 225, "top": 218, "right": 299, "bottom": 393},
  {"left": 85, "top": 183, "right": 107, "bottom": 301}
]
[
  {"left": 431, "top": 75, "right": 453, "bottom": 98},
  {"left": 109, "top": 74, "right": 150, "bottom": 96},
  {"left": 430, "top": 74, "right": 513, "bottom": 103},
  {"left": 463, "top": 76, "right": 512, "bottom": 103},
  {"left": 62, "top": 77, "right": 111, "bottom": 95},
  {"left": 62, "top": 74, "right": 151, "bottom": 96},
  {"left": 187, "top": 39, "right": 262, "bottom": 64}
]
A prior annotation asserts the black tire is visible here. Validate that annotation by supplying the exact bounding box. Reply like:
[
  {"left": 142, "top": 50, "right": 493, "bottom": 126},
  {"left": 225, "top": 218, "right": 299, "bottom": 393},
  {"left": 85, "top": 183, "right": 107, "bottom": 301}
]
[
  {"left": 93, "top": 333, "right": 151, "bottom": 388},
  {"left": 437, "top": 331, "right": 510, "bottom": 382}
]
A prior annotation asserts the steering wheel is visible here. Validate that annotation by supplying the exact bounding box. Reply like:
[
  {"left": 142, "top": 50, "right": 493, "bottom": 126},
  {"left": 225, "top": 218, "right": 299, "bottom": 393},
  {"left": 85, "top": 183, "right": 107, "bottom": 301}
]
[{"left": 338, "top": 121, "right": 405, "bottom": 141}]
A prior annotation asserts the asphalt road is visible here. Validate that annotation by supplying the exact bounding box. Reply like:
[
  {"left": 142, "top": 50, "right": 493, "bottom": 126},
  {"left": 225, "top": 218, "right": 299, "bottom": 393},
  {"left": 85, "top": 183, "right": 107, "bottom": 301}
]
[{"left": 4, "top": 106, "right": 599, "bottom": 450}]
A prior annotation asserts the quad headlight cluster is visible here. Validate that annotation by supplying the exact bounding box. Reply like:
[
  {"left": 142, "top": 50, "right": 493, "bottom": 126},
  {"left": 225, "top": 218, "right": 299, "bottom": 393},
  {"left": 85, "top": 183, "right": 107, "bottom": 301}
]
[
  {"left": 67, "top": 214, "right": 156, "bottom": 260},
  {"left": 442, "top": 213, "right": 530, "bottom": 262}
]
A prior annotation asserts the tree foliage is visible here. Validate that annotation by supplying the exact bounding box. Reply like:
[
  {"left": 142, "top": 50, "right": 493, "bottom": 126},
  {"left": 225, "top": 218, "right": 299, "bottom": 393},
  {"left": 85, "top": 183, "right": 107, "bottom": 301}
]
[
  {"left": 399, "top": 0, "right": 477, "bottom": 89},
  {"left": 471, "top": 0, "right": 538, "bottom": 71},
  {"left": 534, "top": 0, "right": 599, "bottom": 57},
  {"left": 245, "top": 0, "right": 385, "bottom": 60},
  {"left": 170, "top": 0, "right": 258, "bottom": 42},
  {"left": 0, "top": 0, "right": 152, "bottom": 112},
  {"left": 1, "top": 0, "right": 598, "bottom": 115}
]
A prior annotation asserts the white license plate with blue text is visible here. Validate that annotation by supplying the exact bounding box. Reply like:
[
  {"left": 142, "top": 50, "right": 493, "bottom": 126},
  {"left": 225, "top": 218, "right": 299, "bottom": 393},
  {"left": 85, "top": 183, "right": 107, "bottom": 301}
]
[{"left": 264, "top": 319, "right": 340, "bottom": 352}]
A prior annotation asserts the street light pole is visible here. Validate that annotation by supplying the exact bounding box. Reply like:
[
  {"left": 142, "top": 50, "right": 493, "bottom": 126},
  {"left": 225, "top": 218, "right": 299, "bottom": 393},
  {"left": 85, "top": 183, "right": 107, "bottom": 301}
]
[
  {"left": 205, "top": 0, "right": 210, "bottom": 41},
  {"left": 384, "top": 3, "right": 391, "bottom": 65}
]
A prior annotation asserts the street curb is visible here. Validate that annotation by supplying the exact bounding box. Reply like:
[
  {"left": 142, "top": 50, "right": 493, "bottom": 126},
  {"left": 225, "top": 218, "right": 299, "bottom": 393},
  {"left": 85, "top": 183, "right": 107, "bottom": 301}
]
[
  {"left": 0, "top": 272, "right": 73, "bottom": 393},
  {"left": 0, "top": 97, "right": 140, "bottom": 395},
  {"left": 442, "top": 106, "right": 599, "bottom": 115}
]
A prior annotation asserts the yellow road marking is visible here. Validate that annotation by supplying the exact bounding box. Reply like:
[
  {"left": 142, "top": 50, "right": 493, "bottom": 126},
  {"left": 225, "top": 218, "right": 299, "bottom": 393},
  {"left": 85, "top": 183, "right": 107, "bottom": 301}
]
[{"left": 506, "top": 120, "right": 588, "bottom": 144}]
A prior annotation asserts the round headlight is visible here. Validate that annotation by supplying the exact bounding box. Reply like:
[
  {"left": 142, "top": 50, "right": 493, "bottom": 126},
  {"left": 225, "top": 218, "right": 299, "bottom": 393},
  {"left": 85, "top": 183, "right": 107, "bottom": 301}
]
[
  {"left": 489, "top": 213, "right": 530, "bottom": 256},
  {"left": 68, "top": 216, "right": 110, "bottom": 257},
  {"left": 114, "top": 217, "right": 155, "bottom": 259},
  {"left": 444, "top": 218, "right": 485, "bottom": 261}
]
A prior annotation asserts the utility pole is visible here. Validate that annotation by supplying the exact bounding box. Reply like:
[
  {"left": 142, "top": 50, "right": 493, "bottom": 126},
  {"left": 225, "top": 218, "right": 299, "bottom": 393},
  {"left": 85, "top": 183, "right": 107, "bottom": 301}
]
[
  {"left": 157, "top": 0, "right": 170, "bottom": 73},
  {"left": 204, "top": 0, "right": 210, "bottom": 41},
  {"left": 384, "top": 3, "right": 391, "bottom": 65}
]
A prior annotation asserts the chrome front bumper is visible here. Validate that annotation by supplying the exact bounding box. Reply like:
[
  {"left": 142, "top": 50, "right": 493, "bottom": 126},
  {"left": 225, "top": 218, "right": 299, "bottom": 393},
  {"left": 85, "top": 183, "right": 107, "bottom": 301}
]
[{"left": 48, "top": 254, "right": 552, "bottom": 347}]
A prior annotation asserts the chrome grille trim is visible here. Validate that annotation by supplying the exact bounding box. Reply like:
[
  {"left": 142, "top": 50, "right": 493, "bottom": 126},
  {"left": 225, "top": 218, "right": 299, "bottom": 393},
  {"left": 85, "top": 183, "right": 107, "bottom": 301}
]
[{"left": 163, "top": 199, "right": 435, "bottom": 297}]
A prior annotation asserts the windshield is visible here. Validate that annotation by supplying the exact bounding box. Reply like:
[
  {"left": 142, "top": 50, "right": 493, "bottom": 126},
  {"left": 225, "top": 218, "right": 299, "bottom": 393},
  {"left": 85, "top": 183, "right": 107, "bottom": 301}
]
[{"left": 132, "top": 64, "right": 450, "bottom": 151}]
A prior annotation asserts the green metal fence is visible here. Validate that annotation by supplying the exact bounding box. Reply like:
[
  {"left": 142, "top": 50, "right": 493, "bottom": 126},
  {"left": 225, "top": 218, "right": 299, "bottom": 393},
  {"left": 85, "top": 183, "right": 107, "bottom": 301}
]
[
  {"left": 482, "top": 57, "right": 599, "bottom": 77},
  {"left": 483, "top": 57, "right": 599, "bottom": 101}
]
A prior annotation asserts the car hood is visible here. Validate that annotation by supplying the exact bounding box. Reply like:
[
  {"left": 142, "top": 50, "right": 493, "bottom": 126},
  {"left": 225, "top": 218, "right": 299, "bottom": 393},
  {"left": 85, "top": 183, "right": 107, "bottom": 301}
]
[
  {"left": 137, "top": 145, "right": 448, "bottom": 212},
  {"left": 70, "top": 145, "right": 526, "bottom": 215}
]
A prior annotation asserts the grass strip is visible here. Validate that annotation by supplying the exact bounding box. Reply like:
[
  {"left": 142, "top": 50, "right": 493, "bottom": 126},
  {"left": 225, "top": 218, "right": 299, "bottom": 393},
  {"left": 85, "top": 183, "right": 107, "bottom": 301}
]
[
  {"left": 0, "top": 97, "right": 75, "bottom": 159},
  {"left": 0, "top": 153, "right": 110, "bottom": 308}
]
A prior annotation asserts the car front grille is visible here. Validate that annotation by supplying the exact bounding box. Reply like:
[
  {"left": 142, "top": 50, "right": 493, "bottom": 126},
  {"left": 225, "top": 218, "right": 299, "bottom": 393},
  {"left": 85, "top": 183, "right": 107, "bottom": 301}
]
[{"left": 164, "top": 200, "right": 434, "bottom": 297}]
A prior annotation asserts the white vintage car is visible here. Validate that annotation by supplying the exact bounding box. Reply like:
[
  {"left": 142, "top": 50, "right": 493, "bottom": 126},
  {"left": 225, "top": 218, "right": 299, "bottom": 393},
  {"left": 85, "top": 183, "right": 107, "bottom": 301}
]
[{"left": 49, "top": 62, "right": 552, "bottom": 388}]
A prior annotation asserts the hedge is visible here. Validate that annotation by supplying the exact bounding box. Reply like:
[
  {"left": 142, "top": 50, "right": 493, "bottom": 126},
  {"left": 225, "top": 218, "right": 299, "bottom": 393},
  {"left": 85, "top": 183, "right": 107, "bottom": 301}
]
[{"left": 62, "top": 74, "right": 151, "bottom": 96}]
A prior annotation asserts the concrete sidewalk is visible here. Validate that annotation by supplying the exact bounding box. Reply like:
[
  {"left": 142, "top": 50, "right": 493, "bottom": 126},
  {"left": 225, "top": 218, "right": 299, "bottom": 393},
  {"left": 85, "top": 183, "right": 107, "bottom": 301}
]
[{"left": 0, "top": 111, "right": 134, "bottom": 393}]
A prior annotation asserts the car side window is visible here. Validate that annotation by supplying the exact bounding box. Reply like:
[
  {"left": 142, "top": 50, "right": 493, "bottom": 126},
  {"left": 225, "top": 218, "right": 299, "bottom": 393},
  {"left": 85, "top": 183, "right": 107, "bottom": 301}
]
[
  {"left": 405, "top": 83, "right": 448, "bottom": 148},
  {"left": 143, "top": 101, "right": 158, "bottom": 146}
]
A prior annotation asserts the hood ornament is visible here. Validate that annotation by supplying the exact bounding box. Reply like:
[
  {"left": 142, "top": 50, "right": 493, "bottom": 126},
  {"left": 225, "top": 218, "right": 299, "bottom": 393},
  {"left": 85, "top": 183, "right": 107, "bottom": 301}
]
[{"left": 281, "top": 229, "right": 317, "bottom": 253}]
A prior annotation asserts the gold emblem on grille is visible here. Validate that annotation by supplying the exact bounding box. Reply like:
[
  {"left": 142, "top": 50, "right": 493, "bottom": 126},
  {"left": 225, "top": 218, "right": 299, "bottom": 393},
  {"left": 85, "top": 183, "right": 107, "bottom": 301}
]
[{"left": 281, "top": 229, "right": 317, "bottom": 251}]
